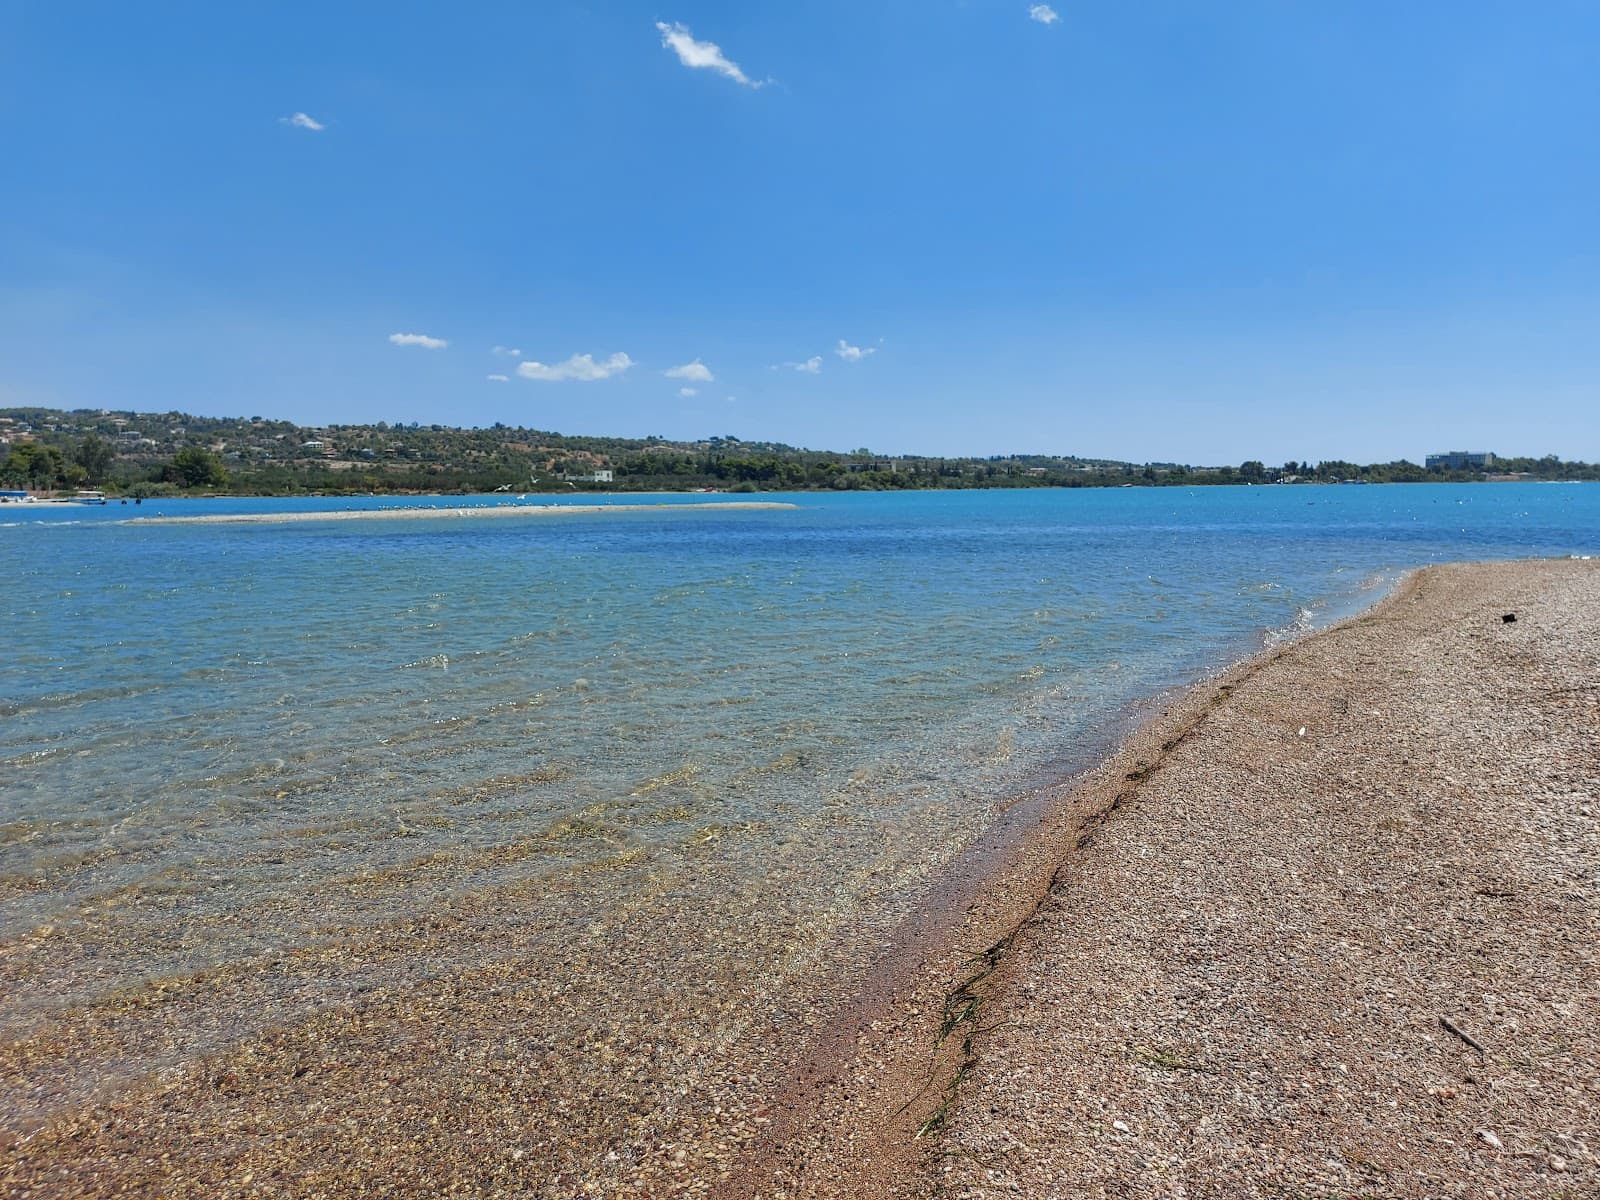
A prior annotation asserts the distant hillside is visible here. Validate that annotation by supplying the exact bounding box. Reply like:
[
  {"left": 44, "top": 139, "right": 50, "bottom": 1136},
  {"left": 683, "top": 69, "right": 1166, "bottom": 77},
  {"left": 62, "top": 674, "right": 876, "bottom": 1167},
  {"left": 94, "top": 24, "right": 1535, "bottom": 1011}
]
[{"left": 1, "top": 407, "right": 1596, "bottom": 495}]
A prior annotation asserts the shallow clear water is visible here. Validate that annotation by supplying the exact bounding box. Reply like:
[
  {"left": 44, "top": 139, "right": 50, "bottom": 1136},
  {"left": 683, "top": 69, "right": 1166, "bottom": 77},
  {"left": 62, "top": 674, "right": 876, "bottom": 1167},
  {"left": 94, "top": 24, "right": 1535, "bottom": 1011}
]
[{"left": 2, "top": 483, "right": 1597, "bottom": 1138}]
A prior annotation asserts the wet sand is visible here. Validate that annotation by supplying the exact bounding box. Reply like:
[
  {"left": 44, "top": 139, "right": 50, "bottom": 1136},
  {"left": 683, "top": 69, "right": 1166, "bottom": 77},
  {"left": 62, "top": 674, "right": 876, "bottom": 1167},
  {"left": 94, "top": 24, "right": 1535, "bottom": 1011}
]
[
  {"left": 125, "top": 501, "right": 798, "bottom": 525},
  {"left": 5, "top": 560, "right": 1595, "bottom": 1197},
  {"left": 742, "top": 559, "right": 1599, "bottom": 1198}
]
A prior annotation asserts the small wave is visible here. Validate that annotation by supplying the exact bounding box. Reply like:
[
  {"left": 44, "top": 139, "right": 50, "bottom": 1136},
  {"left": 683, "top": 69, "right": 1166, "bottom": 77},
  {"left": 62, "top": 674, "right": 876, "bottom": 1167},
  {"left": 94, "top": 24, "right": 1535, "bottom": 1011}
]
[
  {"left": 1264, "top": 606, "right": 1317, "bottom": 647},
  {"left": 0, "top": 682, "right": 164, "bottom": 719},
  {"left": 0, "top": 747, "right": 74, "bottom": 769},
  {"left": 399, "top": 654, "right": 450, "bottom": 669}
]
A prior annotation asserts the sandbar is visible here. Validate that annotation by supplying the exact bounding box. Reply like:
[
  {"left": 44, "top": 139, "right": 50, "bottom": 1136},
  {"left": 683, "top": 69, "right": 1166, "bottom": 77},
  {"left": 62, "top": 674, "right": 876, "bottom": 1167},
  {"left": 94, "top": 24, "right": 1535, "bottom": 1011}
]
[{"left": 125, "top": 500, "right": 798, "bottom": 526}]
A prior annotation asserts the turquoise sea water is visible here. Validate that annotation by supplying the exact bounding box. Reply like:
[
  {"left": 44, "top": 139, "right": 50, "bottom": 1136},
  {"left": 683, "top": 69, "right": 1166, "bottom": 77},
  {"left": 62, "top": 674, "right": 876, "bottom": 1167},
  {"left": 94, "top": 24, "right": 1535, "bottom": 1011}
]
[{"left": 3, "top": 483, "right": 1598, "bottom": 1142}]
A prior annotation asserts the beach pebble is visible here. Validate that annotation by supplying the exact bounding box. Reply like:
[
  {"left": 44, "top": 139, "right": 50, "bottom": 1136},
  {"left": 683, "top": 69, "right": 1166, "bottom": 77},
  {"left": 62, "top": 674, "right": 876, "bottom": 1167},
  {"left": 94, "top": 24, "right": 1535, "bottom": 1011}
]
[
  {"left": 1112, "top": 1120, "right": 1130, "bottom": 1133},
  {"left": 1476, "top": 1129, "right": 1502, "bottom": 1150}
]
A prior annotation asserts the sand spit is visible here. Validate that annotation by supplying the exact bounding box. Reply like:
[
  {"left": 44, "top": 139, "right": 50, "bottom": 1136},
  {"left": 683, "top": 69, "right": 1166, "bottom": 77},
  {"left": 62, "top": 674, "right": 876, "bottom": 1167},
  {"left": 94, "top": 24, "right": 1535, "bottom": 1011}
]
[
  {"left": 124, "top": 500, "right": 798, "bottom": 526},
  {"left": 744, "top": 559, "right": 1599, "bottom": 1199}
]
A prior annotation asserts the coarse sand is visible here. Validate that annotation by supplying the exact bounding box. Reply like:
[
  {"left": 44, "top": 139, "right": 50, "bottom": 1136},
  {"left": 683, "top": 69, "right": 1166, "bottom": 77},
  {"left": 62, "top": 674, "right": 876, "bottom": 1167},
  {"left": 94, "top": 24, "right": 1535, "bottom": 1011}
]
[{"left": 736, "top": 559, "right": 1599, "bottom": 1199}]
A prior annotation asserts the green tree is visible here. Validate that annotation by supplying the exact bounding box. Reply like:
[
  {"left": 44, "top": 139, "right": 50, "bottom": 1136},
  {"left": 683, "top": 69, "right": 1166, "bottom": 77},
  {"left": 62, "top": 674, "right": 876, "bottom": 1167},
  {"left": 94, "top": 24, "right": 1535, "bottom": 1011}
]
[
  {"left": 163, "top": 447, "right": 229, "bottom": 489},
  {"left": 74, "top": 433, "right": 116, "bottom": 485},
  {"left": 1, "top": 442, "right": 68, "bottom": 488}
]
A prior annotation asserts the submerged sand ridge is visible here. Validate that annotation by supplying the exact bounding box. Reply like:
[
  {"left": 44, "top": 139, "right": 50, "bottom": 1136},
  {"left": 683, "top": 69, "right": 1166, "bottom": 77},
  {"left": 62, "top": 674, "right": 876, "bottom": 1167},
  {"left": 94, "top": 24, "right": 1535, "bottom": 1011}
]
[
  {"left": 762, "top": 559, "right": 1600, "bottom": 1198},
  {"left": 124, "top": 500, "right": 799, "bottom": 525}
]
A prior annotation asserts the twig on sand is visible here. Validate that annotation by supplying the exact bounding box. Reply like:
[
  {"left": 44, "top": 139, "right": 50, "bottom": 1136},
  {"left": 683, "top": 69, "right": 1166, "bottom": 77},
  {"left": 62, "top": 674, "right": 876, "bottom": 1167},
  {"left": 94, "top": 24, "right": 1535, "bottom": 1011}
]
[
  {"left": 1132, "top": 1045, "right": 1216, "bottom": 1073},
  {"left": 1439, "top": 1016, "right": 1489, "bottom": 1056}
]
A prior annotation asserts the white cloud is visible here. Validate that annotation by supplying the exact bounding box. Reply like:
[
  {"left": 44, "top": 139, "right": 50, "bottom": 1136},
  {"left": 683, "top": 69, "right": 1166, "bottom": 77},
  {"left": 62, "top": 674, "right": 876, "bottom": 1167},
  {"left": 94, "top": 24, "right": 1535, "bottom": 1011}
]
[
  {"left": 679, "top": 386, "right": 699, "bottom": 397},
  {"left": 389, "top": 332, "right": 448, "bottom": 350},
  {"left": 491, "top": 345, "right": 522, "bottom": 358},
  {"left": 835, "top": 339, "right": 876, "bottom": 362},
  {"left": 517, "top": 352, "right": 635, "bottom": 382},
  {"left": 487, "top": 374, "right": 510, "bottom": 383},
  {"left": 664, "top": 358, "right": 715, "bottom": 383},
  {"left": 656, "top": 21, "right": 765, "bottom": 88},
  {"left": 280, "top": 111, "right": 326, "bottom": 131},
  {"left": 1029, "top": 4, "right": 1060, "bottom": 25},
  {"left": 775, "top": 356, "right": 823, "bottom": 374}
]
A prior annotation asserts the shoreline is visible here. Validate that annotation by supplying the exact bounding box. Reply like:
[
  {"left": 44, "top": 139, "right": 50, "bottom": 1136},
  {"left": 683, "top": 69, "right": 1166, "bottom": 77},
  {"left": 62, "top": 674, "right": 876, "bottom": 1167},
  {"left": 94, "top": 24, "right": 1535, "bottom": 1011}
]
[
  {"left": 0, "top": 562, "right": 1414, "bottom": 1200},
  {"left": 716, "top": 567, "right": 1429, "bottom": 1198},
  {"left": 11, "top": 477, "right": 1600, "bottom": 502},
  {"left": 7, "top": 479, "right": 1597, "bottom": 514},
  {"left": 735, "top": 557, "right": 1599, "bottom": 1197}
]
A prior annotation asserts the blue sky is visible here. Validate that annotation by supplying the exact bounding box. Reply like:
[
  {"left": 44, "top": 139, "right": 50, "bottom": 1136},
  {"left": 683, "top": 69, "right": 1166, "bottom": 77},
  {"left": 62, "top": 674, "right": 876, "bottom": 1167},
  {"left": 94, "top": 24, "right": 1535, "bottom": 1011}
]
[{"left": 2, "top": 1, "right": 1597, "bottom": 462}]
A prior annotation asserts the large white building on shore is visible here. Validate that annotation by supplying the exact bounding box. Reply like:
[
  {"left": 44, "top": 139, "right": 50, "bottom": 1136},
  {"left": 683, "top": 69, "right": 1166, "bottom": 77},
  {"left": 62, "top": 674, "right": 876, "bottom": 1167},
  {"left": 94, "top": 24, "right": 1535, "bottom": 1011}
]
[{"left": 1426, "top": 450, "right": 1495, "bottom": 470}]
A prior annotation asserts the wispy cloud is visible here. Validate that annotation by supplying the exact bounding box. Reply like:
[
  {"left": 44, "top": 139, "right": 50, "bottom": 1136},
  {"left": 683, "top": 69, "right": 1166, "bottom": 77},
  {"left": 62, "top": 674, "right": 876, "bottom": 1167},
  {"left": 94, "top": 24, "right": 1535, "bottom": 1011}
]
[
  {"left": 656, "top": 21, "right": 766, "bottom": 88},
  {"left": 679, "top": 386, "right": 699, "bottom": 398},
  {"left": 774, "top": 356, "right": 823, "bottom": 374},
  {"left": 491, "top": 345, "right": 522, "bottom": 358},
  {"left": 835, "top": 339, "right": 876, "bottom": 363},
  {"left": 517, "top": 352, "right": 634, "bottom": 382},
  {"left": 1028, "top": 4, "right": 1060, "bottom": 25},
  {"left": 280, "top": 111, "right": 326, "bottom": 132},
  {"left": 664, "top": 359, "right": 715, "bottom": 383},
  {"left": 389, "top": 332, "right": 448, "bottom": 350},
  {"left": 487, "top": 374, "right": 510, "bottom": 383}
]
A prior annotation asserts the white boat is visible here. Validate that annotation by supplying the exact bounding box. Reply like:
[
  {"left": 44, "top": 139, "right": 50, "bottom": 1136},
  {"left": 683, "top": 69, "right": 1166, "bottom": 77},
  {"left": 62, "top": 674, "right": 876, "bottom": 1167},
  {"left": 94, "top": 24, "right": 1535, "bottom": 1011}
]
[{"left": 72, "top": 489, "right": 109, "bottom": 505}]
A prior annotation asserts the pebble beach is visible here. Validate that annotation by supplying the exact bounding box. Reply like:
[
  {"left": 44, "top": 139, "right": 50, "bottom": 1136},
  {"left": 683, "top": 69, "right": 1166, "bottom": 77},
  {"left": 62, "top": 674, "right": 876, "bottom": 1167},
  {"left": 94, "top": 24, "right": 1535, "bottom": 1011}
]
[{"left": 746, "top": 558, "right": 1600, "bottom": 1198}]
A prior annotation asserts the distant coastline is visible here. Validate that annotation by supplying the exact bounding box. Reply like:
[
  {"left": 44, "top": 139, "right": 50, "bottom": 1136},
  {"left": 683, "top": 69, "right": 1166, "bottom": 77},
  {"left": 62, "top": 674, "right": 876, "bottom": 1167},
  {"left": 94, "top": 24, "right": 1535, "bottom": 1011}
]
[{"left": 4, "top": 405, "right": 1598, "bottom": 500}]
